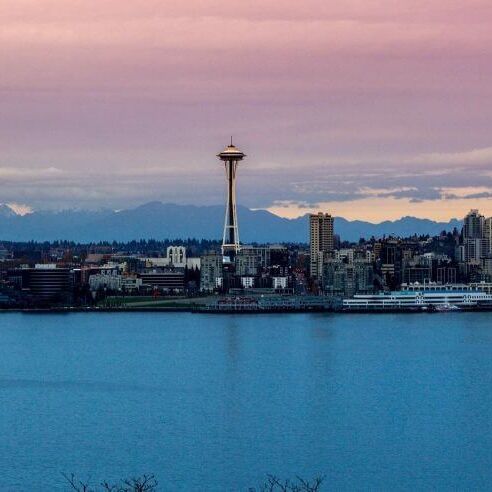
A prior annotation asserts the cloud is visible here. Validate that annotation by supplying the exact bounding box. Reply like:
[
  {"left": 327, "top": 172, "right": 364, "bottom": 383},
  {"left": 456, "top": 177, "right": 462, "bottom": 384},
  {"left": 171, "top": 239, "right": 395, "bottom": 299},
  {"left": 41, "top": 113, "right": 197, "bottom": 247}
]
[
  {"left": 411, "top": 147, "right": 492, "bottom": 166},
  {"left": 3, "top": 156, "right": 492, "bottom": 215},
  {"left": 0, "top": 166, "right": 62, "bottom": 179},
  {"left": 268, "top": 200, "right": 320, "bottom": 210}
]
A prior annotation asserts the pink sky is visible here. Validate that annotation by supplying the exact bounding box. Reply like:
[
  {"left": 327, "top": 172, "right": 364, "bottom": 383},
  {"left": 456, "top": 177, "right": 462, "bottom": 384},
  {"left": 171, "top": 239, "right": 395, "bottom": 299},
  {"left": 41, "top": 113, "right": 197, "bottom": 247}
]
[{"left": 1, "top": 0, "right": 492, "bottom": 221}]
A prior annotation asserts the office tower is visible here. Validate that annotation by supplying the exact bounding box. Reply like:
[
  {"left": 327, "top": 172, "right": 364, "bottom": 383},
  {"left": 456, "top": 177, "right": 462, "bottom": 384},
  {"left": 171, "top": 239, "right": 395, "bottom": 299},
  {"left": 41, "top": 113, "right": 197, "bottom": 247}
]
[
  {"left": 463, "top": 210, "right": 486, "bottom": 264},
  {"left": 217, "top": 140, "right": 245, "bottom": 260},
  {"left": 484, "top": 217, "right": 492, "bottom": 255},
  {"left": 463, "top": 209, "right": 484, "bottom": 239},
  {"left": 309, "top": 212, "right": 334, "bottom": 278}
]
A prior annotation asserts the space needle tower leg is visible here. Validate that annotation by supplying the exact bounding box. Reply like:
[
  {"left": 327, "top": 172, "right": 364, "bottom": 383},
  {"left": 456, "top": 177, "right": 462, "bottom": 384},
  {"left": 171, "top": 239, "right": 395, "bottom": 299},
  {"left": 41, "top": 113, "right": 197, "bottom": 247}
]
[{"left": 217, "top": 140, "right": 246, "bottom": 261}]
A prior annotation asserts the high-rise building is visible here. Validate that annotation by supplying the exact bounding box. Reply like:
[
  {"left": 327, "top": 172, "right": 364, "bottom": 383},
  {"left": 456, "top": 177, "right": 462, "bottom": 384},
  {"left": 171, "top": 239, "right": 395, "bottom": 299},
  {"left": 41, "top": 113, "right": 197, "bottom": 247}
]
[
  {"left": 462, "top": 210, "right": 486, "bottom": 264},
  {"left": 484, "top": 217, "right": 492, "bottom": 255},
  {"left": 465, "top": 239, "right": 484, "bottom": 265},
  {"left": 309, "top": 212, "right": 334, "bottom": 278},
  {"left": 463, "top": 209, "right": 484, "bottom": 239},
  {"left": 481, "top": 255, "right": 492, "bottom": 282},
  {"left": 217, "top": 140, "right": 245, "bottom": 260},
  {"left": 200, "top": 252, "right": 224, "bottom": 292}
]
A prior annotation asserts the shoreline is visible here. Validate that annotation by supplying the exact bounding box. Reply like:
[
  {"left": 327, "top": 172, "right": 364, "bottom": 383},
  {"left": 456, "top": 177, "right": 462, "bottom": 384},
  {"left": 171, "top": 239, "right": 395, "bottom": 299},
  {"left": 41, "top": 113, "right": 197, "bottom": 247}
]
[{"left": 1, "top": 306, "right": 491, "bottom": 314}]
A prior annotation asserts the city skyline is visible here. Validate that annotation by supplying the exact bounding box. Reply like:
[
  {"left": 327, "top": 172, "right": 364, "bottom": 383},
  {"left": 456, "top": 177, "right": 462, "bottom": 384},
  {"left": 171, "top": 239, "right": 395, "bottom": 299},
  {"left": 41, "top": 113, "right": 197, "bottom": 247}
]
[
  {"left": 3, "top": 2, "right": 492, "bottom": 489},
  {"left": 2, "top": 1, "right": 492, "bottom": 220}
]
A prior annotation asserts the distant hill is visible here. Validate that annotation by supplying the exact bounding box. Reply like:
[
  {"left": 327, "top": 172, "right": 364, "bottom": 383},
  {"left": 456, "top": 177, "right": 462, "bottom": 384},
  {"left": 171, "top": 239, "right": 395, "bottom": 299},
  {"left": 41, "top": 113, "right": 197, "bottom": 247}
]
[{"left": 0, "top": 201, "right": 462, "bottom": 243}]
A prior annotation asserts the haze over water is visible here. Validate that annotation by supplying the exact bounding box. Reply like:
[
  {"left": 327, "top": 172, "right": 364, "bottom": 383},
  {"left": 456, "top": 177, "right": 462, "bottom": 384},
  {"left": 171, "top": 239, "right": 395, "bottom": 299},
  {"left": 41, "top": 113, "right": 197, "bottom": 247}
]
[{"left": 1, "top": 312, "right": 492, "bottom": 490}]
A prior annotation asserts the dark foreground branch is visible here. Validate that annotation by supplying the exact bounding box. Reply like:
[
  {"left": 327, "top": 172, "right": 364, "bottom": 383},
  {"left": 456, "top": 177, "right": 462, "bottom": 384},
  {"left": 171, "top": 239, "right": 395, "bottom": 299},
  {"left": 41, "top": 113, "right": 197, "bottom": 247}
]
[
  {"left": 62, "top": 473, "right": 158, "bottom": 492},
  {"left": 63, "top": 472, "right": 323, "bottom": 491},
  {"left": 250, "top": 474, "right": 325, "bottom": 492}
]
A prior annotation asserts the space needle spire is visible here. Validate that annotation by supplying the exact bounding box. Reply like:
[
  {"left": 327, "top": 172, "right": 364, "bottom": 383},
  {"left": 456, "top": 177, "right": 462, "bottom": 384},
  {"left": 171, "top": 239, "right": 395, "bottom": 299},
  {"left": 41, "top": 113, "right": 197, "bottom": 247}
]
[{"left": 217, "top": 139, "right": 246, "bottom": 260}]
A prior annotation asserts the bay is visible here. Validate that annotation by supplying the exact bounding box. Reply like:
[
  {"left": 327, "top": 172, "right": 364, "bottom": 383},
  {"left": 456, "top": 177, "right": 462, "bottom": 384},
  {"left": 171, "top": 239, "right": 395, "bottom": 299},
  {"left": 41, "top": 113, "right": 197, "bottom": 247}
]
[{"left": 0, "top": 312, "right": 491, "bottom": 490}]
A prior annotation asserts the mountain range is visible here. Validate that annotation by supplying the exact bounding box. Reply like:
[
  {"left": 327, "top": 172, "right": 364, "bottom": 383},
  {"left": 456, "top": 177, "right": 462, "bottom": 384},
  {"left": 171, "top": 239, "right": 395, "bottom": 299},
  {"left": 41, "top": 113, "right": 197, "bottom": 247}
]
[{"left": 0, "top": 202, "right": 462, "bottom": 243}]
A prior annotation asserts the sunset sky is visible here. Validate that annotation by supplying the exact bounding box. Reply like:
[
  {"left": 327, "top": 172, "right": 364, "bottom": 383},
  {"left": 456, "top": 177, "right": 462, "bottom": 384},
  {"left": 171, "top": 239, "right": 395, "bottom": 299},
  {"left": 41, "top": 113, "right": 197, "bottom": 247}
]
[{"left": 1, "top": 0, "right": 492, "bottom": 221}]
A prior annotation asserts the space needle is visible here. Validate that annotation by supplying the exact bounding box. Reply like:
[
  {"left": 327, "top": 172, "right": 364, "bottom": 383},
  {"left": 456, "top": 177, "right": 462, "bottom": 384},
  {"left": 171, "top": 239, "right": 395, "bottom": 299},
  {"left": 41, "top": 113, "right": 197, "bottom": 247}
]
[{"left": 217, "top": 139, "right": 246, "bottom": 260}]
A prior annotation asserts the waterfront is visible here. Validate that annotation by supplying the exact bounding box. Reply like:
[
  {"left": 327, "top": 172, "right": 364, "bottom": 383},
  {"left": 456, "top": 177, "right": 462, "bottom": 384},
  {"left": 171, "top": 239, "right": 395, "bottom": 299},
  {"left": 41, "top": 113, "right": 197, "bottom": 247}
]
[{"left": 1, "top": 313, "right": 492, "bottom": 490}]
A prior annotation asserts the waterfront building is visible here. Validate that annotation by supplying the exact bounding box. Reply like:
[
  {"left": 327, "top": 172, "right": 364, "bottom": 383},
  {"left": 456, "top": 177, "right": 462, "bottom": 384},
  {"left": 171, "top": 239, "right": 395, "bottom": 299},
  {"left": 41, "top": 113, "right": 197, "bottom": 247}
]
[
  {"left": 139, "top": 271, "right": 185, "bottom": 293},
  {"left": 233, "top": 245, "right": 290, "bottom": 288},
  {"left": 8, "top": 264, "right": 73, "bottom": 302},
  {"left": 481, "top": 255, "right": 492, "bottom": 282},
  {"left": 309, "top": 212, "right": 334, "bottom": 278},
  {"left": 469, "top": 281, "right": 492, "bottom": 294},
  {"left": 380, "top": 263, "right": 396, "bottom": 287},
  {"left": 321, "top": 260, "right": 346, "bottom": 296},
  {"left": 200, "top": 252, "right": 224, "bottom": 292},
  {"left": 436, "top": 266, "right": 457, "bottom": 284},
  {"left": 353, "top": 260, "right": 375, "bottom": 295},
  {"left": 88, "top": 272, "right": 142, "bottom": 292},
  {"left": 202, "top": 295, "right": 335, "bottom": 312},
  {"left": 240, "top": 276, "right": 255, "bottom": 289},
  {"left": 402, "top": 261, "right": 431, "bottom": 285},
  {"left": 272, "top": 276, "right": 288, "bottom": 290},
  {"left": 321, "top": 259, "right": 373, "bottom": 297},
  {"left": 343, "top": 288, "right": 492, "bottom": 310},
  {"left": 401, "top": 282, "right": 471, "bottom": 291}
]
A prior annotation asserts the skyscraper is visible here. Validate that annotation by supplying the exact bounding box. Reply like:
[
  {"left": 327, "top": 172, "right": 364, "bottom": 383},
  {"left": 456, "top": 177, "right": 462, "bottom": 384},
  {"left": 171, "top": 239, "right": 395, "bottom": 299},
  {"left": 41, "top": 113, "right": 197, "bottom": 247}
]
[
  {"left": 463, "top": 209, "right": 484, "bottom": 239},
  {"left": 463, "top": 209, "right": 486, "bottom": 264},
  {"left": 484, "top": 217, "right": 492, "bottom": 255},
  {"left": 309, "top": 212, "right": 334, "bottom": 278},
  {"left": 217, "top": 140, "right": 245, "bottom": 260}
]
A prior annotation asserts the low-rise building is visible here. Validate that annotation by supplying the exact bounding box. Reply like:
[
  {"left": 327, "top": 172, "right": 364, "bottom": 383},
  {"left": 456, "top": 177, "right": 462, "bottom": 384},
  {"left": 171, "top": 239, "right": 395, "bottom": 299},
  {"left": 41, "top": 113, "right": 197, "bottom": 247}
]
[
  {"left": 139, "top": 271, "right": 185, "bottom": 292},
  {"left": 89, "top": 272, "right": 142, "bottom": 292},
  {"left": 272, "top": 276, "right": 288, "bottom": 290},
  {"left": 7, "top": 265, "right": 73, "bottom": 302}
]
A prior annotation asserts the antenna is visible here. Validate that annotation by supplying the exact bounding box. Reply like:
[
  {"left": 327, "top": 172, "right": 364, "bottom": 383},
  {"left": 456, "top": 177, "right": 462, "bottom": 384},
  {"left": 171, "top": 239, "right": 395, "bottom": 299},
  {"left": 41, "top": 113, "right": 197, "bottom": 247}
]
[{"left": 230, "top": 135, "right": 233, "bottom": 146}]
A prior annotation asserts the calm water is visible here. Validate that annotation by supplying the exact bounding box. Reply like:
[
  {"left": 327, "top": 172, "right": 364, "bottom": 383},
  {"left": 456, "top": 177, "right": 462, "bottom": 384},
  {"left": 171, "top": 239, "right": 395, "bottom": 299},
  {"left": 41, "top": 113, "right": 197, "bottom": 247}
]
[{"left": 1, "top": 312, "right": 492, "bottom": 491}]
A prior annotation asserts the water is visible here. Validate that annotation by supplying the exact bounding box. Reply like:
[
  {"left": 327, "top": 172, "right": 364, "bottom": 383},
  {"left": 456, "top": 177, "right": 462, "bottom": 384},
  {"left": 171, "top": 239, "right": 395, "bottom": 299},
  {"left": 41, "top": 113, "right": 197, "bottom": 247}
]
[{"left": 1, "top": 312, "right": 492, "bottom": 491}]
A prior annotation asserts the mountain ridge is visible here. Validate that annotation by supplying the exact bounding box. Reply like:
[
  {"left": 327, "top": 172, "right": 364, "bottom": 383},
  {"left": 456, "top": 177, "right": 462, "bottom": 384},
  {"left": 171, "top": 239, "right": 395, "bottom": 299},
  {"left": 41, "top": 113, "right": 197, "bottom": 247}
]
[{"left": 0, "top": 202, "right": 462, "bottom": 243}]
